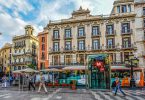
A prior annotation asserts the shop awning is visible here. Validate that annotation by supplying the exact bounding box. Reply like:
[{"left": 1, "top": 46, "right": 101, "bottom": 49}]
[
  {"left": 63, "top": 66, "right": 87, "bottom": 70},
  {"left": 111, "top": 66, "right": 145, "bottom": 71},
  {"left": 12, "top": 68, "right": 39, "bottom": 73},
  {"left": 111, "top": 66, "right": 129, "bottom": 70},
  {"left": 48, "top": 66, "right": 65, "bottom": 69}
]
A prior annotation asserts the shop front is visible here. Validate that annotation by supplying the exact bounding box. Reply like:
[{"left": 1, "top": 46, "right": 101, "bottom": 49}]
[
  {"left": 39, "top": 66, "right": 87, "bottom": 88},
  {"left": 87, "top": 54, "right": 110, "bottom": 89}
]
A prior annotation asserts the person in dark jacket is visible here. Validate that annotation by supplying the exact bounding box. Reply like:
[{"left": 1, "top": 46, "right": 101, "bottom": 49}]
[{"left": 28, "top": 73, "right": 35, "bottom": 91}]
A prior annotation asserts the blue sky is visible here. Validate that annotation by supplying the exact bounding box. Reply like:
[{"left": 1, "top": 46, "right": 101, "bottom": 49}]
[{"left": 0, "top": 0, "right": 114, "bottom": 48}]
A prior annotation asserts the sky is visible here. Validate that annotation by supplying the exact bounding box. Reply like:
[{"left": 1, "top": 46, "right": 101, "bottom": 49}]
[{"left": 0, "top": 0, "right": 115, "bottom": 48}]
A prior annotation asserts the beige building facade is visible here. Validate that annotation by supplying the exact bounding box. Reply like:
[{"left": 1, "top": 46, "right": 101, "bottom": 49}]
[
  {"left": 0, "top": 43, "right": 12, "bottom": 72},
  {"left": 11, "top": 25, "right": 38, "bottom": 70},
  {"left": 46, "top": 0, "right": 145, "bottom": 68}
]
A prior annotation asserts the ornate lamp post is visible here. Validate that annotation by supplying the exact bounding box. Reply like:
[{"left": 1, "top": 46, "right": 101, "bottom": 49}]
[{"left": 125, "top": 54, "right": 139, "bottom": 88}]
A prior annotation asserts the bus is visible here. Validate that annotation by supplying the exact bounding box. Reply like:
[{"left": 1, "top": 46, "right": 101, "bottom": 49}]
[{"left": 111, "top": 65, "right": 145, "bottom": 87}]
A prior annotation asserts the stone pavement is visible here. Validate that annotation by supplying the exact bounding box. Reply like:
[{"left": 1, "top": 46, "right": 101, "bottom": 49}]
[
  {"left": 0, "top": 86, "right": 145, "bottom": 100},
  {"left": 91, "top": 89, "right": 145, "bottom": 100},
  {"left": 0, "top": 88, "right": 95, "bottom": 100}
]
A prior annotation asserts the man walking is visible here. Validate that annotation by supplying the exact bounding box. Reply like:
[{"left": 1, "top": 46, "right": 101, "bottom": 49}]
[
  {"left": 38, "top": 73, "right": 47, "bottom": 93},
  {"left": 28, "top": 73, "right": 35, "bottom": 91},
  {"left": 114, "top": 76, "right": 126, "bottom": 96}
]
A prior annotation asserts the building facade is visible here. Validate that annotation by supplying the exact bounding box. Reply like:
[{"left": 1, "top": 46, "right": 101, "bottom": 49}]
[
  {"left": 37, "top": 29, "right": 49, "bottom": 70},
  {"left": 0, "top": 43, "right": 12, "bottom": 72},
  {"left": 46, "top": 0, "right": 145, "bottom": 68},
  {"left": 11, "top": 25, "right": 38, "bottom": 70}
]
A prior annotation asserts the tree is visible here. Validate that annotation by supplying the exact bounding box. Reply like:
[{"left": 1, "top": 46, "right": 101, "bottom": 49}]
[{"left": 28, "top": 64, "right": 35, "bottom": 69}]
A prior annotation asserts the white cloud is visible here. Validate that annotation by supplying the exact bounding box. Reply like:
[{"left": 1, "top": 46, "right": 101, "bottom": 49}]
[
  {"left": 73, "top": 0, "right": 114, "bottom": 15},
  {"left": 0, "top": 0, "right": 34, "bottom": 15},
  {"left": 0, "top": 12, "right": 26, "bottom": 36},
  {"left": 0, "top": 0, "right": 115, "bottom": 48},
  {"left": 34, "top": 0, "right": 114, "bottom": 27}
]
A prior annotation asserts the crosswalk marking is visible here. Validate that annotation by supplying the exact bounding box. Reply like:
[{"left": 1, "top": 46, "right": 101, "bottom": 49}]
[
  {"left": 90, "top": 91, "right": 103, "bottom": 100},
  {"left": 3, "top": 95, "right": 11, "bottom": 98},
  {"left": 90, "top": 90, "right": 145, "bottom": 100},
  {"left": 0, "top": 93, "right": 9, "bottom": 97},
  {"left": 98, "top": 92, "right": 114, "bottom": 100},
  {"left": 132, "top": 96, "right": 145, "bottom": 100}
]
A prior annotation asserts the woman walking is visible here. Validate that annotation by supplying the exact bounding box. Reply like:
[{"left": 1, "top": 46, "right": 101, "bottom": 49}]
[
  {"left": 114, "top": 76, "right": 126, "bottom": 96},
  {"left": 38, "top": 73, "right": 47, "bottom": 93}
]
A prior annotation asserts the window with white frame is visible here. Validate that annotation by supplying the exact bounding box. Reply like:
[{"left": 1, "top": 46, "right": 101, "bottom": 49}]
[
  {"left": 92, "top": 39, "right": 99, "bottom": 50},
  {"left": 53, "top": 30, "right": 59, "bottom": 39},
  {"left": 78, "top": 27, "right": 85, "bottom": 37},
  {"left": 122, "top": 5, "right": 127, "bottom": 13},
  {"left": 65, "top": 29, "right": 71, "bottom": 38},
  {"left": 78, "top": 40, "right": 85, "bottom": 50},
  {"left": 65, "top": 41, "right": 71, "bottom": 50},
  {"left": 92, "top": 26, "right": 99, "bottom": 36},
  {"left": 53, "top": 42, "right": 59, "bottom": 51}
]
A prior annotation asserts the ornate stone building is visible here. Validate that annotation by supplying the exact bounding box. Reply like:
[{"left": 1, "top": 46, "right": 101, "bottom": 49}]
[
  {"left": 45, "top": 0, "right": 145, "bottom": 67},
  {"left": 0, "top": 43, "right": 12, "bottom": 72},
  {"left": 11, "top": 25, "right": 38, "bottom": 70}
]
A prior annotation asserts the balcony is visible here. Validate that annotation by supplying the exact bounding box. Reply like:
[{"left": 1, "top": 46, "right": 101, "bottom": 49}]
[
  {"left": 64, "top": 35, "right": 72, "bottom": 40},
  {"left": 14, "top": 44, "right": 26, "bottom": 48},
  {"left": 121, "top": 44, "right": 134, "bottom": 50},
  {"left": 105, "top": 30, "right": 116, "bottom": 37},
  {"left": 49, "top": 48, "right": 61, "bottom": 53},
  {"left": 11, "top": 62, "right": 26, "bottom": 65},
  {"left": 106, "top": 45, "right": 116, "bottom": 50},
  {"left": 50, "top": 62, "right": 85, "bottom": 66},
  {"left": 63, "top": 48, "right": 73, "bottom": 52},
  {"left": 52, "top": 36, "right": 60, "bottom": 41},
  {"left": 77, "top": 47, "right": 86, "bottom": 52},
  {"left": 91, "top": 32, "right": 101, "bottom": 38},
  {"left": 12, "top": 52, "right": 25, "bottom": 56},
  {"left": 91, "top": 46, "right": 102, "bottom": 51},
  {"left": 121, "top": 29, "right": 132, "bottom": 35},
  {"left": 77, "top": 34, "right": 86, "bottom": 39}
]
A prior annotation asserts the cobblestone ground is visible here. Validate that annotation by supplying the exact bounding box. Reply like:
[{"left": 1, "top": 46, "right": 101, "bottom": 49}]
[{"left": 0, "top": 86, "right": 145, "bottom": 100}]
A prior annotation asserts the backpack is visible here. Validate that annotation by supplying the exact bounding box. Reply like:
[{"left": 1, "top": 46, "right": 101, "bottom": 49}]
[{"left": 111, "top": 81, "right": 116, "bottom": 87}]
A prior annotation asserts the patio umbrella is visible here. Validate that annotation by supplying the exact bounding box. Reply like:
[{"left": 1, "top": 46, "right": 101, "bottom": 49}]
[
  {"left": 22, "top": 68, "right": 39, "bottom": 73},
  {"left": 40, "top": 68, "right": 62, "bottom": 72},
  {"left": 12, "top": 70, "right": 22, "bottom": 74}
]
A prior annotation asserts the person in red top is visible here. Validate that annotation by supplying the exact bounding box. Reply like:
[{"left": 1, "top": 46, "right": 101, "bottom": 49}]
[{"left": 114, "top": 76, "right": 126, "bottom": 96}]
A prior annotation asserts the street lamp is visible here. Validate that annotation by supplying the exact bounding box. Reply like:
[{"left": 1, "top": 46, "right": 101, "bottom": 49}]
[{"left": 125, "top": 54, "right": 139, "bottom": 88}]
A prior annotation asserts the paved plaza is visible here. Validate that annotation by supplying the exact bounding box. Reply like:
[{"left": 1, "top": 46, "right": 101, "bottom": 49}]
[{"left": 0, "top": 87, "right": 145, "bottom": 100}]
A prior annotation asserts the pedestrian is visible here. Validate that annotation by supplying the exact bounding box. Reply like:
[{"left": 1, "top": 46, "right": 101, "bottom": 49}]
[
  {"left": 38, "top": 73, "right": 47, "bottom": 93},
  {"left": 114, "top": 76, "right": 126, "bottom": 96},
  {"left": 111, "top": 80, "right": 116, "bottom": 93},
  {"left": 28, "top": 73, "right": 35, "bottom": 91},
  {"left": 2, "top": 75, "right": 7, "bottom": 88},
  {"left": 9, "top": 75, "right": 13, "bottom": 86}
]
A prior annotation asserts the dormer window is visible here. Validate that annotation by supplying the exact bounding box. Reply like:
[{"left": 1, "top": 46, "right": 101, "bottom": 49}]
[
  {"left": 128, "top": 5, "right": 131, "bottom": 12},
  {"left": 122, "top": 5, "right": 127, "bottom": 13},
  {"left": 117, "top": 6, "right": 120, "bottom": 13}
]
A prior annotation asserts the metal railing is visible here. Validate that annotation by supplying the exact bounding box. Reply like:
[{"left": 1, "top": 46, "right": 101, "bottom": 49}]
[
  {"left": 121, "top": 29, "right": 132, "bottom": 34},
  {"left": 106, "top": 30, "right": 116, "bottom": 36},
  {"left": 121, "top": 44, "right": 134, "bottom": 49}
]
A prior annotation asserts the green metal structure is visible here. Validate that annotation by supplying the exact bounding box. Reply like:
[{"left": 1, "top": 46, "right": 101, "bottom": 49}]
[{"left": 87, "top": 54, "right": 111, "bottom": 89}]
